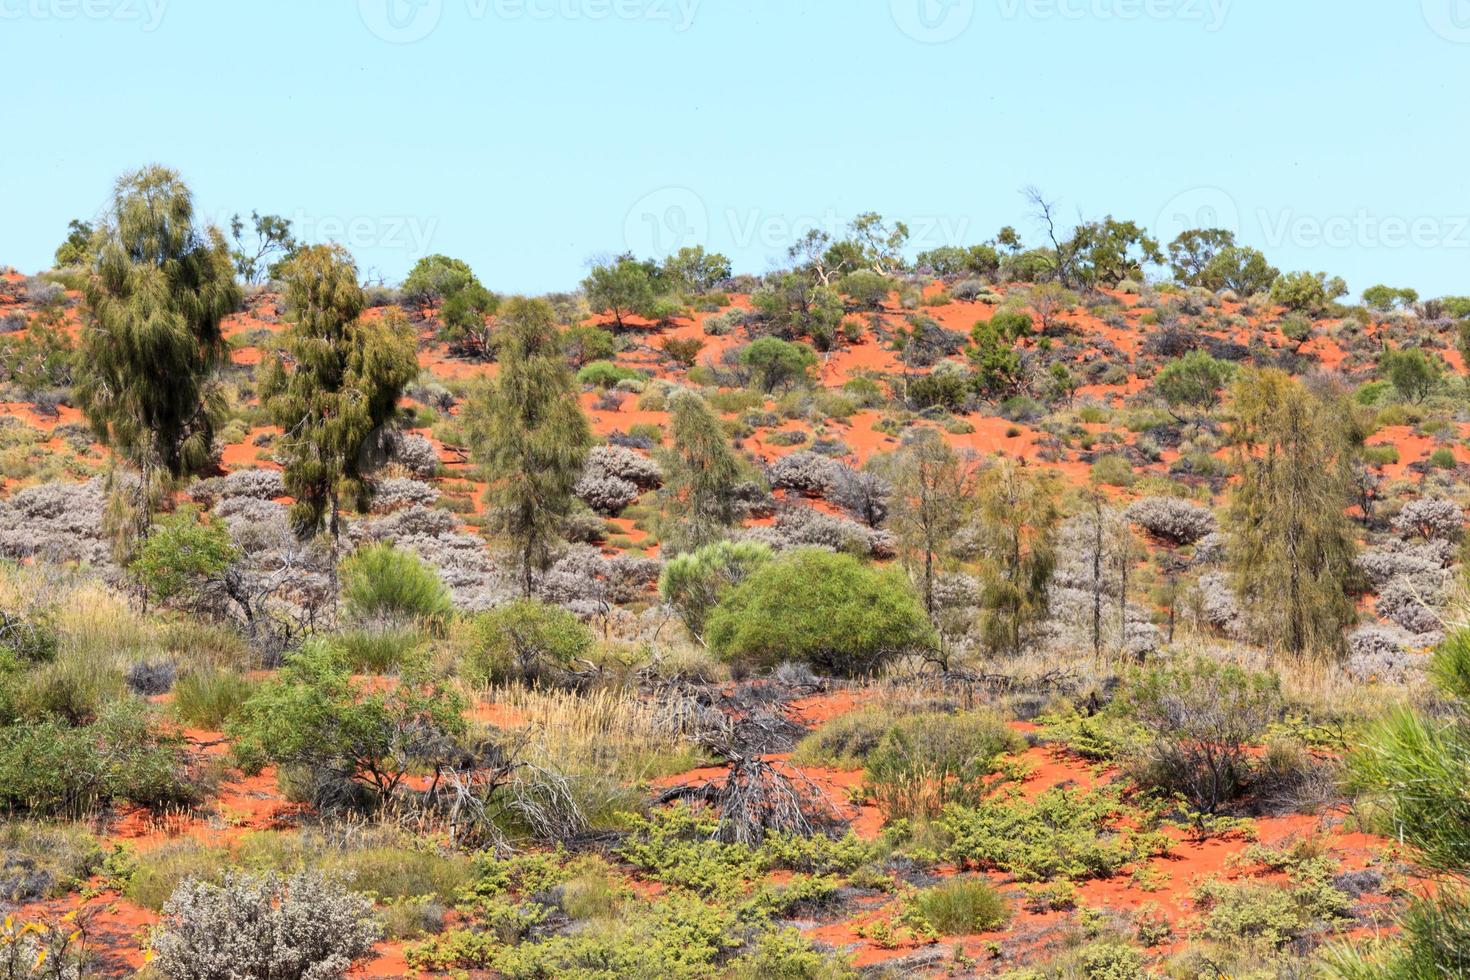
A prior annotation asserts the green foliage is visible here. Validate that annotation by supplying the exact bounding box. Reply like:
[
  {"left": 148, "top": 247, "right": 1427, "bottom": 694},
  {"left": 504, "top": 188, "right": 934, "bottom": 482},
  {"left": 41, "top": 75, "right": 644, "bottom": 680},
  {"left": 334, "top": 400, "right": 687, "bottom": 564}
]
[
  {"left": 836, "top": 270, "right": 891, "bottom": 310},
  {"left": 660, "top": 245, "right": 732, "bottom": 295},
  {"left": 1168, "top": 228, "right": 1234, "bottom": 286},
  {"left": 1067, "top": 217, "right": 1162, "bottom": 288},
  {"left": 1203, "top": 245, "right": 1279, "bottom": 295},
  {"left": 968, "top": 321, "right": 1024, "bottom": 397},
  {"left": 970, "top": 461, "right": 1059, "bottom": 657},
  {"left": 340, "top": 543, "right": 452, "bottom": 625},
  {"left": 562, "top": 324, "right": 617, "bottom": 366},
  {"left": 1270, "top": 270, "right": 1347, "bottom": 314},
  {"left": 402, "top": 253, "right": 478, "bottom": 306},
  {"left": 458, "top": 598, "right": 594, "bottom": 685},
  {"left": 53, "top": 218, "right": 95, "bottom": 268},
  {"left": 1361, "top": 283, "right": 1419, "bottom": 312},
  {"left": 862, "top": 712, "right": 1022, "bottom": 819},
  {"left": 751, "top": 273, "right": 845, "bottom": 349},
  {"left": 264, "top": 245, "right": 418, "bottom": 540},
  {"left": 583, "top": 257, "right": 658, "bottom": 328},
  {"left": 738, "top": 337, "right": 818, "bottom": 392},
  {"left": 229, "top": 210, "right": 297, "bottom": 285},
  {"left": 940, "top": 786, "right": 1154, "bottom": 882},
  {"left": 706, "top": 549, "right": 936, "bottom": 675},
  {"left": 1192, "top": 863, "right": 1350, "bottom": 952},
  {"left": 230, "top": 641, "right": 466, "bottom": 801},
  {"left": 659, "top": 539, "right": 773, "bottom": 640},
  {"left": 131, "top": 511, "right": 237, "bottom": 605},
  {"left": 0, "top": 700, "right": 195, "bottom": 818},
  {"left": 440, "top": 281, "right": 500, "bottom": 356},
  {"left": 466, "top": 296, "right": 593, "bottom": 594}
]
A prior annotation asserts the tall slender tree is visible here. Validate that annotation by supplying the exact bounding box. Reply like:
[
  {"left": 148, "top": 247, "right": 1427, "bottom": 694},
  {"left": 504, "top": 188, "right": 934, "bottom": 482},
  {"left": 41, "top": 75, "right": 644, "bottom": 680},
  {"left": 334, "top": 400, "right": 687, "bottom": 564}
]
[
  {"left": 1226, "top": 368, "right": 1358, "bottom": 656},
  {"left": 260, "top": 244, "right": 417, "bottom": 544},
  {"left": 661, "top": 391, "right": 742, "bottom": 553},
  {"left": 75, "top": 165, "right": 241, "bottom": 551},
  {"left": 466, "top": 297, "right": 591, "bottom": 595},
  {"left": 971, "top": 459, "right": 1058, "bottom": 658},
  {"left": 873, "top": 430, "right": 972, "bottom": 620}
]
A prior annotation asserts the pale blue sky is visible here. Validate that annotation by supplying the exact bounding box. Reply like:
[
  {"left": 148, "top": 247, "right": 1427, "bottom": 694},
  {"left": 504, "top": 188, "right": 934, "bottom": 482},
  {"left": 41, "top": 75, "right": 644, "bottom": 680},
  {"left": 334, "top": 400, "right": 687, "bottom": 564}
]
[{"left": 3, "top": 0, "right": 1468, "bottom": 298}]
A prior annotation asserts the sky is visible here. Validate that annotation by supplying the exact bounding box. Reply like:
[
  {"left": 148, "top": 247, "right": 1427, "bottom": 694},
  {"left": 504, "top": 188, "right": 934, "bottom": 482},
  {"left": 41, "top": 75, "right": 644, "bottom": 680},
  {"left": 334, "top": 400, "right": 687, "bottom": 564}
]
[{"left": 2, "top": 0, "right": 1468, "bottom": 299}]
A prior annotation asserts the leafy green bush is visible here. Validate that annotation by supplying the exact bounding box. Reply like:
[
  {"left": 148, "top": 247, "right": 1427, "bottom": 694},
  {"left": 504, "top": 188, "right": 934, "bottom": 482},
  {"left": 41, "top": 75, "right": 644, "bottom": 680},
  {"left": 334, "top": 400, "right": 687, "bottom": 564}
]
[
  {"left": 131, "top": 512, "right": 237, "bottom": 605},
  {"left": 705, "top": 549, "right": 935, "bottom": 675},
  {"left": 0, "top": 700, "right": 195, "bottom": 818},
  {"left": 457, "top": 598, "right": 593, "bottom": 685},
  {"left": 230, "top": 642, "right": 466, "bottom": 803},
  {"left": 862, "top": 711, "right": 1022, "bottom": 819},
  {"left": 340, "top": 543, "right": 451, "bottom": 626},
  {"left": 738, "top": 337, "right": 818, "bottom": 392}
]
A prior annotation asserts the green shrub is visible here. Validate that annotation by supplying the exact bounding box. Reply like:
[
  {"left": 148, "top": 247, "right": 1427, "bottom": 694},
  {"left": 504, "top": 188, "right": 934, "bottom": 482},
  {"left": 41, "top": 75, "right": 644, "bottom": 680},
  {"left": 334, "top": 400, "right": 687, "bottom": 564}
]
[
  {"left": 705, "top": 549, "right": 936, "bottom": 675},
  {"left": 862, "top": 712, "right": 1022, "bottom": 819},
  {"left": 577, "top": 360, "right": 643, "bottom": 388},
  {"left": 230, "top": 642, "right": 467, "bottom": 803},
  {"left": 738, "top": 337, "right": 818, "bottom": 392},
  {"left": 0, "top": 700, "right": 195, "bottom": 819},
  {"left": 658, "top": 540, "right": 773, "bottom": 641},
  {"left": 340, "top": 543, "right": 451, "bottom": 626},
  {"left": 905, "top": 878, "right": 1009, "bottom": 935},
  {"left": 1430, "top": 447, "right": 1457, "bottom": 469},
  {"left": 1113, "top": 657, "right": 1283, "bottom": 813},
  {"left": 457, "top": 599, "right": 594, "bottom": 685},
  {"left": 131, "top": 512, "right": 237, "bottom": 605},
  {"left": 940, "top": 786, "right": 1152, "bottom": 882}
]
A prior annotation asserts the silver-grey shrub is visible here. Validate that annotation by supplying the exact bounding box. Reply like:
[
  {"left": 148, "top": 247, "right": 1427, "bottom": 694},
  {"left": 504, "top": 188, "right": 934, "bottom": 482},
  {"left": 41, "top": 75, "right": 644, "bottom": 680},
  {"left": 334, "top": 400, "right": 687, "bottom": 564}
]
[
  {"left": 1391, "top": 497, "right": 1464, "bottom": 542},
  {"left": 151, "top": 870, "right": 381, "bottom": 980},
  {"left": 1125, "top": 496, "right": 1217, "bottom": 545}
]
